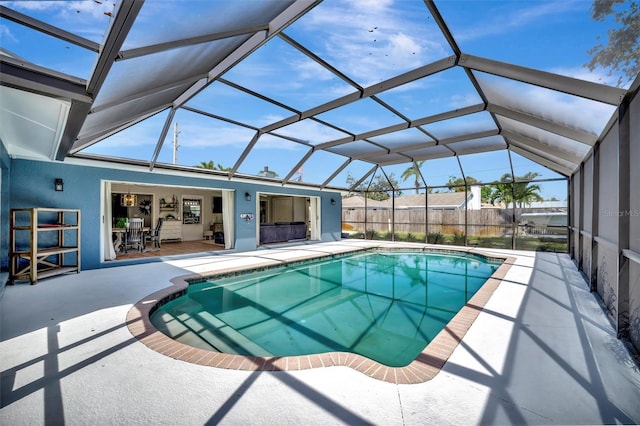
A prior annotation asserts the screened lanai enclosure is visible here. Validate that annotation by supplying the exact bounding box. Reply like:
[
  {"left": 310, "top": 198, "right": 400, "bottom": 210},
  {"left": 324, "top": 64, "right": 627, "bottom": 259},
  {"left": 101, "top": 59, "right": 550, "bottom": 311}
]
[
  {"left": 340, "top": 177, "right": 569, "bottom": 252},
  {"left": 1, "top": 1, "right": 639, "bottom": 357}
]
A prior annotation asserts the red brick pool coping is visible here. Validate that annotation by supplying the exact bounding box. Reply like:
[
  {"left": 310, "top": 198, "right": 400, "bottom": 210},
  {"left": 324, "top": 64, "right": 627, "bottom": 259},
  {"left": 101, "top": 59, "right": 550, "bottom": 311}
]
[{"left": 126, "top": 247, "right": 516, "bottom": 384}]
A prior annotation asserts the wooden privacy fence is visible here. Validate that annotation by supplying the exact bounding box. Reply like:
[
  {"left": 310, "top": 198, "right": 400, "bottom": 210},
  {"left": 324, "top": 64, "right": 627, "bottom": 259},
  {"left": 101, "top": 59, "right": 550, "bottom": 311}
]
[{"left": 342, "top": 208, "right": 514, "bottom": 236}]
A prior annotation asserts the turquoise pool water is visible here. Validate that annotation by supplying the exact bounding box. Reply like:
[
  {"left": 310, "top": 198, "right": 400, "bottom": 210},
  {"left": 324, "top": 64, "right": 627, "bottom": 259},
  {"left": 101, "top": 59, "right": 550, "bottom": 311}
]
[{"left": 151, "top": 250, "right": 501, "bottom": 367}]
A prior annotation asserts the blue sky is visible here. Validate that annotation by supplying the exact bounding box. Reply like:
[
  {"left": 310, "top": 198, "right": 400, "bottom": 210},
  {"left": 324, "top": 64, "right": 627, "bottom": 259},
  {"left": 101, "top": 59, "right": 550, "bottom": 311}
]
[{"left": 1, "top": 0, "right": 629, "bottom": 200}]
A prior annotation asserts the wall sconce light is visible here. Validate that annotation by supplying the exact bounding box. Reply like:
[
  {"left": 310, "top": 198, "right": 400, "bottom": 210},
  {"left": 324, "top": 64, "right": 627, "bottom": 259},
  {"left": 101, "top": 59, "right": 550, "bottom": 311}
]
[
  {"left": 54, "top": 178, "right": 64, "bottom": 192},
  {"left": 330, "top": 198, "right": 336, "bottom": 205},
  {"left": 245, "top": 192, "right": 251, "bottom": 201}
]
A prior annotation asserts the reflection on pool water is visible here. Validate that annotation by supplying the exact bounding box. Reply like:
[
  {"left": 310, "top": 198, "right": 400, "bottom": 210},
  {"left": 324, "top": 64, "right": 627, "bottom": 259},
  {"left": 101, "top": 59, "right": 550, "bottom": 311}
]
[{"left": 151, "top": 249, "right": 501, "bottom": 367}]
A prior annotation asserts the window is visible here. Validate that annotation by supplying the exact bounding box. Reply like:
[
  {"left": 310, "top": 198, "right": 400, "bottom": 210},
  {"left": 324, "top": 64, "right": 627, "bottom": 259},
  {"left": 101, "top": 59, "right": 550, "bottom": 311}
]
[{"left": 183, "top": 199, "right": 201, "bottom": 224}]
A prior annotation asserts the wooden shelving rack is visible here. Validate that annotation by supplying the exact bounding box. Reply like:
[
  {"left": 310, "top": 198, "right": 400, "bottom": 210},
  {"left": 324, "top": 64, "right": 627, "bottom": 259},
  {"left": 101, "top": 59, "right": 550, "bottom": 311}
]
[{"left": 9, "top": 208, "right": 81, "bottom": 284}]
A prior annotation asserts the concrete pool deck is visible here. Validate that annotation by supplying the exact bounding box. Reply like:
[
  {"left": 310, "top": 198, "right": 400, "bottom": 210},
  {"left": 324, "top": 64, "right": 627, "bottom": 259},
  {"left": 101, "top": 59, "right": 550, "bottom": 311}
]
[
  {"left": 1, "top": 240, "right": 640, "bottom": 425},
  {"left": 127, "top": 245, "right": 515, "bottom": 384}
]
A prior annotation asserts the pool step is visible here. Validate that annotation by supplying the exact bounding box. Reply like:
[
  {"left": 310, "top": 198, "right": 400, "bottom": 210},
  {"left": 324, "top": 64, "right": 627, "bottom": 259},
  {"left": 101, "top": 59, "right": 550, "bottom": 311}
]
[{"left": 193, "top": 311, "right": 273, "bottom": 356}]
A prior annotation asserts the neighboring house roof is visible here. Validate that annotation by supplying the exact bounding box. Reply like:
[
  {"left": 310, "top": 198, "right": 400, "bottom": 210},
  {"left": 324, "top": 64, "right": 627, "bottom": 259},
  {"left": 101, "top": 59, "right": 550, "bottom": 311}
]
[
  {"left": 341, "top": 196, "right": 389, "bottom": 209},
  {"left": 342, "top": 192, "right": 471, "bottom": 209},
  {"left": 393, "top": 192, "right": 469, "bottom": 209}
]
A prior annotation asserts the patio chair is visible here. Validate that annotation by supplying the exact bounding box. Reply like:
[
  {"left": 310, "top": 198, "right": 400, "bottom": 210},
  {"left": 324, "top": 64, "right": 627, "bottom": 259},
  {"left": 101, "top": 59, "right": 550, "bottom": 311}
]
[
  {"left": 144, "top": 218, "right": 163, "bottom": 250},
  {"left": 125, "top": 218, "right": 144, "bottom": 253}
]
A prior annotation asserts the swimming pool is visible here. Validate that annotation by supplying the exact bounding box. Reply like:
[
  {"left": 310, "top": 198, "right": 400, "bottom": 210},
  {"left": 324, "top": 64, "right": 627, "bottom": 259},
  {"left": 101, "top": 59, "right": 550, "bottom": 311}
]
[{"left": 149, "top": 249, "right": 502, "bottom": 367}]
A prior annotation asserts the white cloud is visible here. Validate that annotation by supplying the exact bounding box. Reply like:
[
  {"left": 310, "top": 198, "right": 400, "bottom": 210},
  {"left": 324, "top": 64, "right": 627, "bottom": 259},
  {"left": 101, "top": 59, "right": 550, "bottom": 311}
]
[
  {"left": 84, "top": 115, "right": 255, "bottom": 151},
  {"left": 253, "top": 133, "right": 304, "bottom": 151},
  {"left": 455, "top": 0, "right": 583, "bottom": 41},
  {"left": 7, "top": 1, "right": 113, "bottom": 20},
  {"left": 550, "top": 65, "right": 626, "bottom": 88},
  {"left": 346, "top": 0, "right": 395, "bottom": 12},
  {"left": 258, "top": 114, "right": 289, "bottom": 127},
  {"left": 388, "top": 33, "right": 422, "bottom": 58},
  {"left": 171, "top": 123, "right": 254, "bottom": 149},
  {"left": 89, "top": 127, "right": 159, "bottom": 150},
  {"left": 297, "top": 0, "right": 446, "bottom": 86},
  {"left": 448, "top": 93, "right": 478, "bottom": 109},
  {"left": 4, "top": 1, "right": 58, "bottom": 12},
  {"left": 276, "top": 119, "right": 348, "bottom": 144},
  {"left": 0, "top": 24, "right": 18, "bottom": 44},
  {"left": 481, "top": 77, "right": 615, "bottom": 135},
  {"left": 6, "top": 0, "right": 114, "bottom": 41},
  {"left": 290, "top": 57, "right": 336, "bottom": 82}
]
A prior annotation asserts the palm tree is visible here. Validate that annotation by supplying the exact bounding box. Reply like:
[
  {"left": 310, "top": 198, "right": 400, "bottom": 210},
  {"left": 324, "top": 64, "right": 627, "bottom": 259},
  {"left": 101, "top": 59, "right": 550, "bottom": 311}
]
[
  {"left": 195, "top": 160, "right": 231, "bottom": 171},
  {"left": 489, "top": 174, "right": 514, "bottom": 207},
  {"left": 196, "top": 160, "right": 215, "bottom": 169},
  {"left": 401, "top": 161, "right": 424, "bottom": 194},
  {"left": 513, "top": 172, "right": 544, "bottom": 207},
  {"left": 490, "top": 172, "right": 544, "bottom": 207}
]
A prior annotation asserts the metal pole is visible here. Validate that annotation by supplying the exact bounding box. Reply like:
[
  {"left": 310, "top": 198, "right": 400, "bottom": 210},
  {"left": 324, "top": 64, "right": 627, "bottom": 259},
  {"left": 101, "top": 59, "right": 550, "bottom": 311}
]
[
  {"left": 567, "top": 177, "right": 572, "bottom": 257},
  {"left": 391, "top": 190, "right": 395, "bottom": 241},
  {"left": 617, "top": 96, "right": 631, "bottom": 340},
  {"left": 364, "top": 191, "right": 368, "bottom": 240},
  {"left": 507, "top": 151, "right": 517, "bottom": 250},
  {"left": 425, "top": 187, "right": 429, "bottom": 243},
  {"left": 578, "top": 162, "right": 585, "bottom": 270},
  {"left": 456, "top": 156, "right": 467, "bottom": 247},
  {"left": 590, "top": 146, "right": 600, "bottom": 291},
  {"left": 173, "top": 122, "right": 179, "bottom": 164},
  {"left": 511, "top": 181, "right": 516, "bottom": 250}
]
